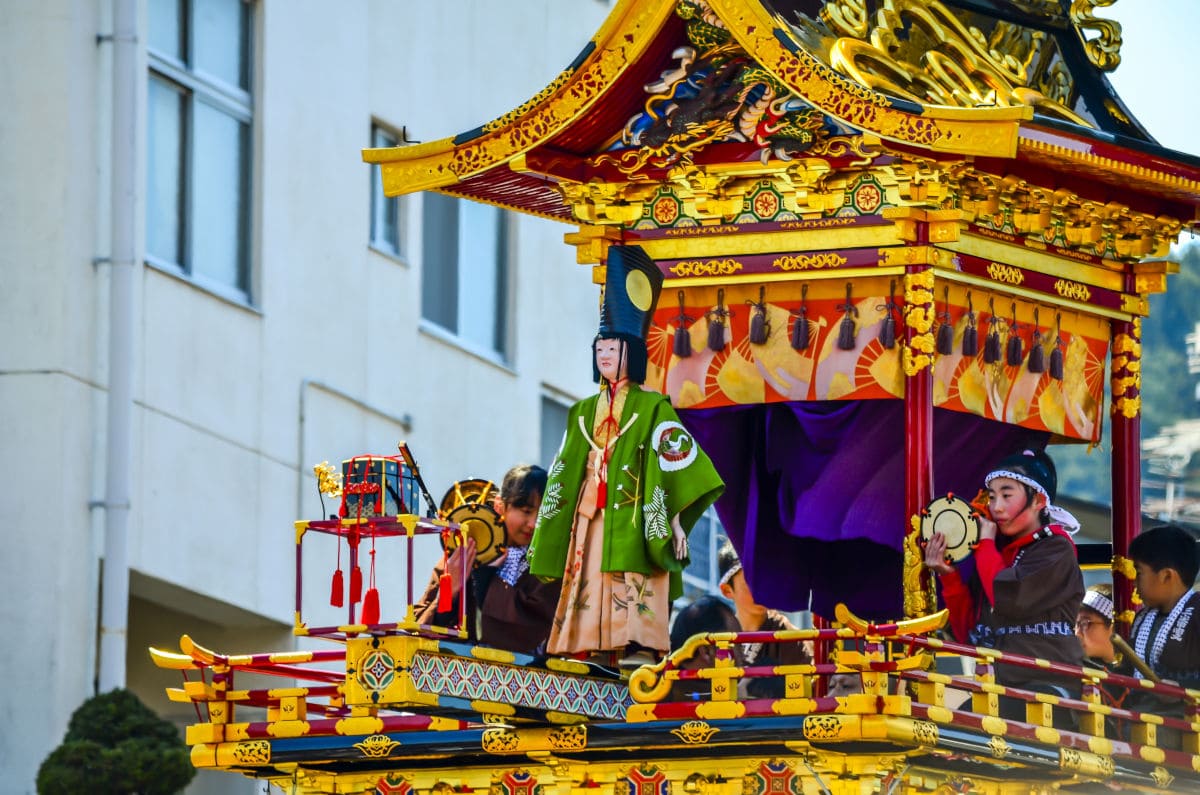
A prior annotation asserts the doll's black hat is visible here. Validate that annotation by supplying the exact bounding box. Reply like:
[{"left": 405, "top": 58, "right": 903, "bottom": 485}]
[{"left": 593, "top": 245, "right": 663, "bottom": 384}]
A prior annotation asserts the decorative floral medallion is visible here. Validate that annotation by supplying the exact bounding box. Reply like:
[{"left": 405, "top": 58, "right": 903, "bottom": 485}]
[
  {"left": 356, "top": 648, "right": 397, "bottom": 693},
  {"left": 614, "top": 764, "right": 669, "bottom": 795}
]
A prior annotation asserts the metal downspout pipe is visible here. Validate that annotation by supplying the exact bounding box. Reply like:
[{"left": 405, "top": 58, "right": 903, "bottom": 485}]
[{"left": 98, "top": 0, "right": 138, "bottom": 692}]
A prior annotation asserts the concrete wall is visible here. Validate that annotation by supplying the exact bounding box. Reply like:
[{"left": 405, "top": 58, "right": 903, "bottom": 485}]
[{"left": 0, "top": 1, "right": 611, "bottom": 791}]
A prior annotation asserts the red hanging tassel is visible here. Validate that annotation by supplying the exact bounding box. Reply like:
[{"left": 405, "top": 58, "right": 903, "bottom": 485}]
[
  {"left": 437, "top": 570, "right": 453, "bottom": 613},
  {"left": 330, "top": 568, "right": 344, "bottom": 608},
  {"left": 330, "top": 532, "right": 345, "bottom": 607},
  {"left": 360, "top": 588, "right": 380, "bottom": 626},
  {"left": 350, "top": 565, "right": 363, "bottom": 604}
]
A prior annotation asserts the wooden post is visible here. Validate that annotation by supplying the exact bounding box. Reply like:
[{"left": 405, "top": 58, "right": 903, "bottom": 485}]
[{"left": 1110, "top": 317, "right": 1142, "bottom": 633}]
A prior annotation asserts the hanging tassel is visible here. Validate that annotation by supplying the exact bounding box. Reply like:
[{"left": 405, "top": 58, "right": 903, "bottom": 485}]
[
  {"left": 361, "top": 587, "right": 380, "bottom": 625},
  {"left": 672, "top": 290, "right": 692, "bottom": 358},
  {"left": 330, "top": 567, "right": 344, "bottom": 608},
  {"left": 350, "top": 565, "right": 363, "bottom": 604},
  {"left": 330, "top": 531, "right": 345, "bottom": 607},
  {"left": 983, "top": 298, "right": 1001, "bottom": 363},
  {"left": 878, "top": 280, "right": 897, "bottom": 350},
  {"left": 791, "top": 285, "right": 810, "bottom": 351},
  {"left": 836, "top": 283, "right": 857, "bottom": 350},
  {"left": 1028, "top": 308, "right": 1045, "bottom": 373},
  {"left": 962, "top": 292, "right": 978, "bottom": 357},
  {"left": 706, "top": 288, "right": 730, "bottom": 352},
  {"left": 1006, "top": 303, "right": 1023, "bottom": 366},
  {"left": 935, "top": 287, "right": 953, "bottom": 355},
  {"left": 747, "top": 286, "right": 770, "bottom": 345},
  {"left": 1049, "top": 313, "right": 1065, "bottom": 380}
]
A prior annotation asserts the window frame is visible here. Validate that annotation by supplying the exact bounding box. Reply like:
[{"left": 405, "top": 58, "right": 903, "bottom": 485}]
[
  {"left": 418, "top": 193, "right": 513, "bottom": 365},
  {"left": 369, "top": 123, "right": 406, "bottom": 261},
  {"left": 146, "top": 0, "right": 254, "bottom": 304}
]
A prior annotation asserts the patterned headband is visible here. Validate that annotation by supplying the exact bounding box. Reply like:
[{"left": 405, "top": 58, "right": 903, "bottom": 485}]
[
  {"left": 718, "top": 562, "right": 742, "bottom": 588},
  {"left": 984, "top": 469, "right": 1081, "bottom": 533},
  {"left": 1082, "top": 589, "right": 1115, "bottom": 622}
]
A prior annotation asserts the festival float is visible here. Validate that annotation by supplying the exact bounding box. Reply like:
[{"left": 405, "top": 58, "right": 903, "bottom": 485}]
[{"left": 152, "top": 1, "right": 1200, "bottom": 791}]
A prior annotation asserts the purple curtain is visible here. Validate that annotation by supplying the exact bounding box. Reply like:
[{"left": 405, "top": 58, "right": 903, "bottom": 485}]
[{"left": 680, "top": 400, "right": 1048, "bottom": 619}]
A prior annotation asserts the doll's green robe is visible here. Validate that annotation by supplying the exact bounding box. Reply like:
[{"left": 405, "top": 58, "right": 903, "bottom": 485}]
[{"left": 528, "top": 386, "right": 724, "bottom": 600}]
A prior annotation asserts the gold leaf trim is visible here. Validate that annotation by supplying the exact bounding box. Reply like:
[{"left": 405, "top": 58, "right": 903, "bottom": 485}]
[
  {"left": 771, "top": 252, "right": 848, "bottom": 271},
  {"left": 670, "top": 259, "right": 743, "bottom": 277},
  {"left": 1053, "top": 278, "right": 1091, "bottom": 302},
  {"left": 986, "top": 262, "right": 1025, "bottom": 285}
]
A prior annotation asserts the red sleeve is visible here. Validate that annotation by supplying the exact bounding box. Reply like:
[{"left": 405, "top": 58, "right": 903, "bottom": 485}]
[
  {"left": 939, "top": 568, "right": 976, "bottom": 644},
  {"left": 972, "top": 538, "right": 1004, "bottom": 605}
]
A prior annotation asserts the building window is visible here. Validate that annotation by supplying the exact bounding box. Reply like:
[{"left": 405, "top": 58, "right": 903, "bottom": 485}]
[
  {"left": 369, "top": 125, "right": 404, "bottom": 257},
  {"left": 421, "top": 193, "right": 510, "bottom": 359},
  {"left": 540, "top": 395, "right": 570, "bottom": 469},
  {"left": 680, "top": 508, "right": 725, "bottom": 599},
  {"left": 147, "top": 0, "right": 253, "bottom": 301}
]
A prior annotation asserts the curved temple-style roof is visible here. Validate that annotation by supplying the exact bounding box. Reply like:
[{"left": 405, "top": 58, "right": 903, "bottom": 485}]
[{"left": 364, "top": 0, "right": 1200, "bottom": 226}]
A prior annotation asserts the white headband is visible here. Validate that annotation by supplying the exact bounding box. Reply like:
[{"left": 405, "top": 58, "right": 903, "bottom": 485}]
[
  {"left": 1082, "top": 590, "right": 1115, "bottom": 622},
  {"left": 718, "top": 562, "right": 742, "bottom": 588},
  {"left": 984, "top": 469, "right": 1080, "bottom": 533}
]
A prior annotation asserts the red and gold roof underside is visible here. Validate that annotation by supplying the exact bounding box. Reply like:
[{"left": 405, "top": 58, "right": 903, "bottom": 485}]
[{"left": 363, "top": 0, "right": 1200, "bottom": 227}]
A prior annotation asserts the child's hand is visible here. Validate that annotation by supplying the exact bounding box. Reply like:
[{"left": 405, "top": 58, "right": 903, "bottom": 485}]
[
  {"left": 923, "top": 531, "right": 953, "bottom": 575},
  {"left": 978, "top": 517, "right": 998, "bottom": 542}
]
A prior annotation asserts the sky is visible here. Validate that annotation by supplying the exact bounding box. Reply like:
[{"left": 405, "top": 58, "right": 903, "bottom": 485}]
[{"left": 1096, "top": 0, "right": 1199, "bottom": 158}]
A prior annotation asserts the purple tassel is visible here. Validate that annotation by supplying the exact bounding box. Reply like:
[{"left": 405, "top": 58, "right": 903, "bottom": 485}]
[
  {"left": 962, "top": 324, "right": 978, "bottom": 357},
  {"left": 791, "top": 285, "right": 811, "bottom": 351},
  {"left": 935, "top": 288, "right": 954, "bottom": 355},
  {"left": 1050, "top": 344, "right": 1064, "bottom": 380},
  {"left": 706, "top": 288, "right": 730, "bottom": 352},
  {"left": 879, "top": 314, "right": 896, "bottom": 349},
  {"left": 1006, "top": 334, "right": 1023, "bottom": 366},
  {"left": 1005, "top": 305, "right": 1022, "bottom": 366},
  {"left": 673, "top": 290, "right": 692, "bottom": 357},
  {"left": 1028, "top": 310, "right": 1045, "bottom": 373},
  {"left": 791, "top": 313, "right": 810, "bottom": 350},
  {"left": 674, "top": 327, "right": 692, "bottom": 357},
  {"left": 747, "top": 286, "right": 770, "bottom": 345},
  {"left": 984, "top": 327, "right": 1001, "bottom": 363},
  {"left": 835, "top": 284, "right": 857, "bottom": 351},
  {"left": 1049, "top": 314, "right": 1064, "bottom": 380},
  {"left": 878, "top": 280, "right": 897, "bottom": 350},
  {"left": 936, "top": 323, "right": 954, "bottom": 356},
  {"left": 962, "top": 292, "right": 978, "bottom": 357},
  {"left": 707, "top": 317, "right": 726, "bottom": 351}
]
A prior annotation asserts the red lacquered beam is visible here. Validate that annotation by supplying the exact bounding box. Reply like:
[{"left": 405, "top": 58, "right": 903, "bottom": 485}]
[{"left": 237, "top": 713, "right": 470, "bottom": 739}]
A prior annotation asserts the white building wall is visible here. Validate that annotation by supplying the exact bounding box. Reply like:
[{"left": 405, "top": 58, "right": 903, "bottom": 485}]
[{"left": 0, "top": 1, "right": 611, "bottom": 792}]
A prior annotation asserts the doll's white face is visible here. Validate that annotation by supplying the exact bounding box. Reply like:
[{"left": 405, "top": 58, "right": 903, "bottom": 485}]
[{"left": 595, "top": 338, "right": 629, "bottom": 382}]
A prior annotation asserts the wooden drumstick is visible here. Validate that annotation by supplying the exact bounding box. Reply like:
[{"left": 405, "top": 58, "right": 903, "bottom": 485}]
[{"left": 1111, "top": 634, "right": 1160, "bottom": 683}]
